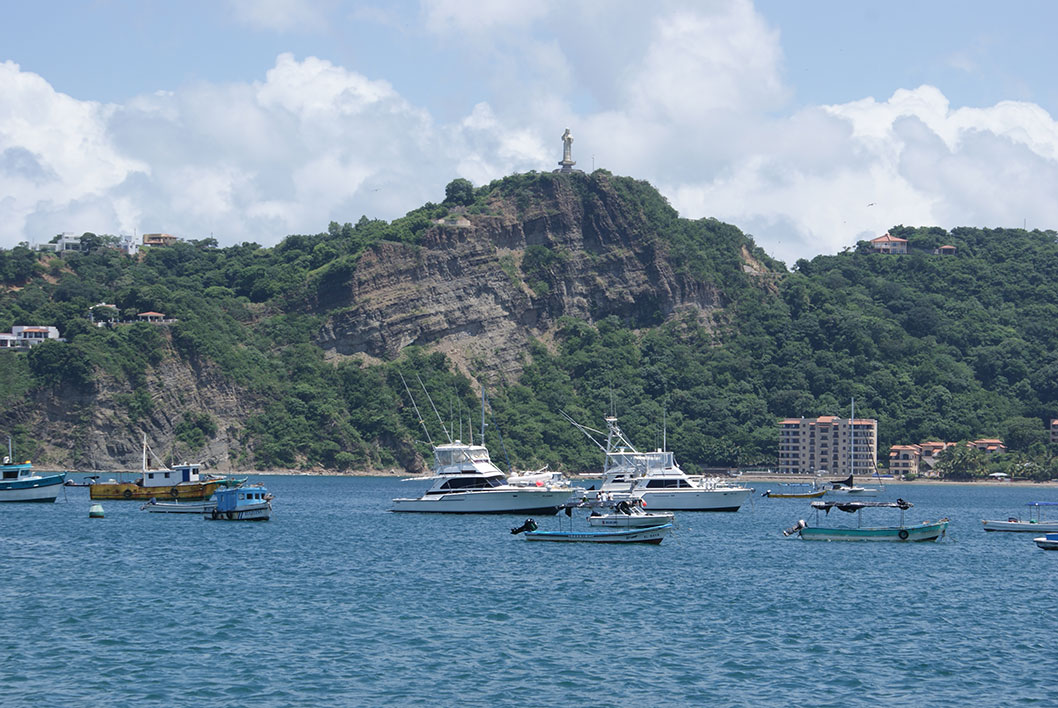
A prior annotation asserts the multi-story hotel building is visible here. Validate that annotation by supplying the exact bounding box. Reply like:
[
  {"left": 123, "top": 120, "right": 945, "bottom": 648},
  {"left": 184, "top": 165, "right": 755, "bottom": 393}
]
[{"left": 778, "top": 416, "right": 878, "bottom": 475}]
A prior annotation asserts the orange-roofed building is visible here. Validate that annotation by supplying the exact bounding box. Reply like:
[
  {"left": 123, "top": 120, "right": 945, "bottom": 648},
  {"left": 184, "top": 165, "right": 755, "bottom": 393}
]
[{"left": 869, "top": 233, "right": 908, "bottom": 254}]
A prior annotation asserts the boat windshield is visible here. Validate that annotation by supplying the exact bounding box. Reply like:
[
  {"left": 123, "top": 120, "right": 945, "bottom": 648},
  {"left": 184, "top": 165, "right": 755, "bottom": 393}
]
[{"left": 434, "top": 475, "right": 504, "bottom": 491}]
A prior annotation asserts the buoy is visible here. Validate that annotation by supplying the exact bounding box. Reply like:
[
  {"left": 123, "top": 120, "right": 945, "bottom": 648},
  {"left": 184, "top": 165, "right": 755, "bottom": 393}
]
[{"left": 89, "top": 503, "right": 104, "bottom": 519}]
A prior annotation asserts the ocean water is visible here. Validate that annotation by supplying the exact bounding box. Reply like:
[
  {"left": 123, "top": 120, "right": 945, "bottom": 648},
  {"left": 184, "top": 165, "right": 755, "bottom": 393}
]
[{"left": 4, "top": 478, "right": 1057, "bottom": 707}]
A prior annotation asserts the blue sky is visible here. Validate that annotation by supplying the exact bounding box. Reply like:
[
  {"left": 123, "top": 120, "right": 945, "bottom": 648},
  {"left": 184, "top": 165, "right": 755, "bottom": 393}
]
[{"left": 2, "top": 0, "right": 1058, "bottom": 263}]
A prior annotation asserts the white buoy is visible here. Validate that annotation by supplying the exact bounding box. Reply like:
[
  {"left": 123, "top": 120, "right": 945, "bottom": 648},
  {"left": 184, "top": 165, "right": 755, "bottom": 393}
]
[{"left": 88, "top": 503, "right": 104, "bottom": 519}]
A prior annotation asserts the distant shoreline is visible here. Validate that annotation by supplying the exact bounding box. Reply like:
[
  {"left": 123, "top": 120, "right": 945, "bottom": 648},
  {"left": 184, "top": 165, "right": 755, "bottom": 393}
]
[{"left": 55, "top": 468, "right": 1058, "bottom": 486}]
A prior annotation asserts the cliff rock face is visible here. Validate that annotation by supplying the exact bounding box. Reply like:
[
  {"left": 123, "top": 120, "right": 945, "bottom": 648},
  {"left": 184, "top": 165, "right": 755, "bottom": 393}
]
[
  {"left": 318, "top": 173, "right": 725, "bottom": 378},
  {"left": 26, "top": 337, "right": 255, "bottom": 471}
]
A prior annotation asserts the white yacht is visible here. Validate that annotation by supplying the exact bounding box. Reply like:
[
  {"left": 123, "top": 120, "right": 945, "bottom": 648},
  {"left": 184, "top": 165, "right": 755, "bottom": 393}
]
[
  {"left": 573, "top": 415, "right": 752, "bottom": 512},
  {"left": 391, "top": 441, "right": 576, "bottom": 514}
]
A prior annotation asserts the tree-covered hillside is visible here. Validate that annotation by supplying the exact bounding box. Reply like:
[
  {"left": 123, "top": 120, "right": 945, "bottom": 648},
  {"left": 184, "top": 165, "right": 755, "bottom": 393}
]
[{"left": 0, "top": 172, "right": 1055, "bottom": 479}]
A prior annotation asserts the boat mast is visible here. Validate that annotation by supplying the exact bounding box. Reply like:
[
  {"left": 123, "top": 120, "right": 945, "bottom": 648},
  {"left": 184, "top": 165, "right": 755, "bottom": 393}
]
[
  {"left": 480, "top": 385, "right": 486, "bottom": 447},
  {"left": 417, "top": 374, "right": 452, "bottom": 444},
  {"left": 398, "top": 372, "right": 433, "bottom": 446}
]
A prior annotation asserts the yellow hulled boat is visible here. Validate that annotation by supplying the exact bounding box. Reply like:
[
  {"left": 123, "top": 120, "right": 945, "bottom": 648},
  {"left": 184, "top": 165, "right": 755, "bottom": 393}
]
[{"left": 90, "top": 435, "right": 225, "bottom": 501}]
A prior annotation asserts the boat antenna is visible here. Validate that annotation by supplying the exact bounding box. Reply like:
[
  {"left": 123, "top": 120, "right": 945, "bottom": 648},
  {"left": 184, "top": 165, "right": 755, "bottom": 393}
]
[
  {"left": 483, "top": 390, "right": 513, "bottom": 474},
  {"left": 663, "top": 406, "right": 667, "bottom": 452},
  {"left": 398, "top": 371, "right": 433, "bottom": 446},
  {"left": 417, "top": 374, "right": 452, "bottom": 444}
]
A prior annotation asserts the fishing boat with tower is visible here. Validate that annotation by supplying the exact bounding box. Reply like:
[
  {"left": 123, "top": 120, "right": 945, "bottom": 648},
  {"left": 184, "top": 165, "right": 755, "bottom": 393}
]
[{"left": 391, "top": 376, "right": 576, "bottom": 514}]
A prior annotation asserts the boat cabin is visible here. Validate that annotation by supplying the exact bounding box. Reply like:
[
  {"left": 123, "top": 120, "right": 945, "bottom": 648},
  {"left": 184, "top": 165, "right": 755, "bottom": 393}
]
[
  {"left": 142, "top": 462, "right": 202, "bottom": 488},
  {"left": 1, "top": 459, "right": 33, "bottom": 480},
  {"left": 433, "top": 442, "right": 502, "bottom": 476}
]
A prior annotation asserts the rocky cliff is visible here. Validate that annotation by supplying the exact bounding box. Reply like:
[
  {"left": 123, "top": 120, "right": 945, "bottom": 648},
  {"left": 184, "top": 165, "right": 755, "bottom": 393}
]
[{"left": 318, "top": 171, "right": 733, "bottom": 380}]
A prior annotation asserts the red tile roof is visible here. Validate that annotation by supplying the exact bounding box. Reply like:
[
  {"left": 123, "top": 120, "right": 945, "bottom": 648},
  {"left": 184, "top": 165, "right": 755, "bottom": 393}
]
[{"left": 871, "top": 233, "right": 908, "bottom": 244}]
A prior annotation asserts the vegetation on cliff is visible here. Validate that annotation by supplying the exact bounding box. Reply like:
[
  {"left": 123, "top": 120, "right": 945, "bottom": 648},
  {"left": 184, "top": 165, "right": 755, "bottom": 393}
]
[{"left": 0, "top": 172, "right": 1056, "bottom": 479}]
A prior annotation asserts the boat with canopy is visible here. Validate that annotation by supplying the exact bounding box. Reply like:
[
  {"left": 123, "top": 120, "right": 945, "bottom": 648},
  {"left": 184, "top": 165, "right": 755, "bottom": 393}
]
[
  {"left": 982, "top": 502, "right": 1058, "bottom": 532},
  {"left": 784, "top": 499, "right": 949, "bottom": 542}
]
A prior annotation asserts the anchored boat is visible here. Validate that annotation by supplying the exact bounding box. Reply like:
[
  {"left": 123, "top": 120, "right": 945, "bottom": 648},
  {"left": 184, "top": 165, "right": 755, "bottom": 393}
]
[
  {"left": 90, "top": 435, "right": 223, "bottom": 501},
  {"left": 567, "top": 414, "right": 751, "bottom": 512},
  {"left": 762, "top": 482, "right": 825, "bottom": 499},
  {"left": 982, "top": 502, "right": 1058, "bottom": 532},
  {"left": 586, "top": 497, "right": 675, "bottom": 528},
  {"left": 0, "top": 438, "right": 65, "bottom": 503},
  {"left": 1033, "top": 533, "right": 1058, "bottom": 550},
  {"left": 784, "top": 499, "right": 949, "bottom": 542},
  {"left": 511, "top": 517, "right": 672, "bottom": 544},
  {"left": 205, "top": 485, "right": 272, "bottom": 521}
]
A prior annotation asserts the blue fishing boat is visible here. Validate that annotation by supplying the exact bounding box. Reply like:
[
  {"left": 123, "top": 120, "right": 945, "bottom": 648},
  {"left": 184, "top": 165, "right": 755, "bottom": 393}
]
[
  {"left": 205, "top": 484, "right": 272, "bottom": 521},
  {"left": 1033, "top": 533, "right": 1058, "bottom": 550},
  {"left": 0, "top": 438, "right": 65, "bottom": 503},
  {"left": 784, "top": 499, "right": 949, "bottom": 542}
]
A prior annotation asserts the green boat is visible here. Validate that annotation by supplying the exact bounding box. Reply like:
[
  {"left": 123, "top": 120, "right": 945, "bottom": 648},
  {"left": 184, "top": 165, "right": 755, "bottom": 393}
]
[{"left": 784, "top": 499, "right": 949, "bottom": 542}]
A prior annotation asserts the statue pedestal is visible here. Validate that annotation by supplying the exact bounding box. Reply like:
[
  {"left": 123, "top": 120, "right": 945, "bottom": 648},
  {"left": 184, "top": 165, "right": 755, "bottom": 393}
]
[{"left": 554, "top": 160, "right": 580, "bottom": 174}]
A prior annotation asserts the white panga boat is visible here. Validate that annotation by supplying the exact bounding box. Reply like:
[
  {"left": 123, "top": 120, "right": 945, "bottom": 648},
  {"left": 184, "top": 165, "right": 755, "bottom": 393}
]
[
  {"left": 586, "top": 497, "right": 675, "bottom": 528},
  {"left": 1033, "top": 533, "right": 1058, "bottom": 550},
  {"left": 567, "top": 414, "right": 751, "bottom": 512},
  {"left": 784, "top": 499, "right": 949, "bottom": 542},
  {"left": 0, "top": 438, "right": 66, "bottom": 503},
  {"left": 982, "top": 502, "right": 1058, "bottom": 532},
  {"left": 141, "top": 497, "right": 217, "bottom": 514},
  {"left": 511, "top": 517, "right": 672, "bottom": 544},
  {"left": 826, "top": 474, "right": 881, "bottom": 497},
  {"left": 392, "top": 441, "right": 576, "bottom": 514},
  {"left": 205, "top": 484, "right": 272, "bottom": 521}
]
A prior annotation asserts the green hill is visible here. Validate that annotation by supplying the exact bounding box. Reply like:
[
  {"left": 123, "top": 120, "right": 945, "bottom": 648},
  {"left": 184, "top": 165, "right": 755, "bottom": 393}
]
[{"left": 0, "top": 171, "right": 1055, "bottom": 479}]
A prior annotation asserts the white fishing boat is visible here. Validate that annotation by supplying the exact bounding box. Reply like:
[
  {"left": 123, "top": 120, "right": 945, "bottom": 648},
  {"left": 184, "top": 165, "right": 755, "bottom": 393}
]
[
  {"left": 982, "top": 502, "right": 1058, "bottom": 532},
  {"left": 392, "top": 441, "right": 576, "bottom": 514},
  {"left": 392, "top": 380, "right": 576, "bottom": 514},
  {"left": 586, "top": 497, "right": 675, "bottom": 528},
  {"left": 784, "top": 499, "right": 949, "bottom": 542},
  {"left": 0, "top": 438, "right": 65, "bottom": 503},
  {"left": 567, "top": 414, "right": 751, "bottom": 512}
]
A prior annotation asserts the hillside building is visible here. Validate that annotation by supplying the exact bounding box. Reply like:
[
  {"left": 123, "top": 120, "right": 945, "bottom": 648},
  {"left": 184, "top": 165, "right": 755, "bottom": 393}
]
[
  {"left": 869, "top": 233, "right": 908, "bottom": 254},
  {"left": 142, "top": 233, "right": 179, "bottom": 247},
  {"left": 778, "top": 416, "right": 878, "bottom": 475},
  {"left": 0, "top": 326, "right": 64, "bottom": 349},
  {"left": 1052, "top": 419, "right": 1058, "bottom": 443}
]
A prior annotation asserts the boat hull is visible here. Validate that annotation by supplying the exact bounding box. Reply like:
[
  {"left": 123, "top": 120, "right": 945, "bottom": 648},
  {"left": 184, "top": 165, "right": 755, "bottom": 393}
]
[
  {"left": 982, "top": 520, "right": 1058, "bottom": 532},
  {"left": 0, "top": 473, "right": 66, "bottom": 502},
  {"left": 90, "top": 480, "right": 220, "bottom": 501},
  {"left": 142, "top": 499, "right": 217, "bottom": 514},
  {"left": 636, "top": 487, "right": 751, "bottom": 512},
  {"left": 1034, "top": 534, "right": 1058, "bottom": 550},
  {"left": 392, "top": 489, "right": 574, "bottom": 514},
  {"left": 765, "top": 490, "right": 825, "bottom": 499},
  {"left": 205, "top": 502, "right": 271, "bottom": 521},
  {"left": 586, "top": 512, "right": 675, "bottom": 528},
  {"left": 525, "top": 523, "right": 672, "bottom": 544},
  {"left": 828, "top": 488, "right": 880, "bottom": 497},
  {"left": 798, "top": 520, "right": 949, "bottom": 542}
]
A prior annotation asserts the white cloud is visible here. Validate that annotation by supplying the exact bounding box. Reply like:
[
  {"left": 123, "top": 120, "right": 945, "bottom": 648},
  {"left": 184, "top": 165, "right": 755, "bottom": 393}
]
[{"left": 2, "top": 2, "right": 1058, "bottom": 265}]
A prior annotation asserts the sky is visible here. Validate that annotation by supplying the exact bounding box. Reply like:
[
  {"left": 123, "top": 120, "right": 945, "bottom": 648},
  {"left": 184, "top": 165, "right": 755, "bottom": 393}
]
[{"left": 2, "top": 0, "right": 1058, "bottom": 264}]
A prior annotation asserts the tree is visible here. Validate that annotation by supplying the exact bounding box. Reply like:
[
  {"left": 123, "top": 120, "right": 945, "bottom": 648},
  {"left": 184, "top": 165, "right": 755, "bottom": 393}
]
[{"left": 444, "top": 178, "right": 475, "bottom": 206}]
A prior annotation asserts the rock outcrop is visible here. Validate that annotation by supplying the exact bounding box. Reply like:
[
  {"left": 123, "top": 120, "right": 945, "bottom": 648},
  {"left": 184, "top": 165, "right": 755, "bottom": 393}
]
[{"left": 318, "top": 172, "right": 727, "bottom": 379}]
